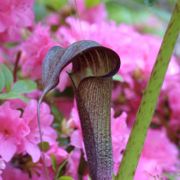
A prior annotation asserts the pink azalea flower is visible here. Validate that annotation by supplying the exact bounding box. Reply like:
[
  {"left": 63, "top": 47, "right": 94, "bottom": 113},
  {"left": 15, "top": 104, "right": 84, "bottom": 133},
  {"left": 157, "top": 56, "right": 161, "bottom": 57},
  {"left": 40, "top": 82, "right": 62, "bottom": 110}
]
[
  {"left": 2, "top": 163, "right": 54, "bottom": 180},
  {"left": 0, "top": 57, "right": 3, "bottom": 63},
  {"left": 26, "top": 90, "right": 42, "bottom": 100},
  {"left": 45, "top": 143, "right": 68, "bottom": 167},
  {"left": 7, "top": 99, "right": 26, "bottom": 110},
  {"left": 0, "top": 158, "right": 5, "bottom": 179},
  {"left": 68, "top": 106, "right": 179, "bottom": 179},
  {"left": 164, "top": 74, "right": 180, "bottom": 116},
  {"left": 20, "top": 24, "right": 55, "bottom": 80},
  {"left": 71, "top": 130, "right": 84, "bottom": 150},
  {"left": 0, "top": 102, "right": 28, "bottom": 162},
  {"left": 68, "top": 106, "right": 87, "bottom": 160},
  {"left": 135, "top": 157, "right": 164, "bottom": 180},
  {"left": 21, "top": 100, "right": 57, "bottom": 162},
  {"left": 68, "top": 104, "right": 82, "bottom": 129},
  {"left": 111, "top": 111, "right": 130, "bottom": 174},
  {"left": 69, "top": 0, "right": 107, "bottom": 23},
  {"left": 142, "top": 129, "right": 179, "bottom": 171},
  {"left": 57, "top": 17, "right": 178, "bottom": 79},
  {"left": 45, "top": 13, "right": 60, "bottom": 27},
  {"left": 163, "top": 74, "right": 180, "bottom": 139},
  {"left": 55, "top": 97, "right": 74, "bottom": 119},
  {"left": 169, "top": 117, "right": 180, "bottom": 140},
  {"left": 68, "top": 106, "right": 86, "bottom": 156},
  {"left": 0, "top": 0, "right": 34, "bottom": 42},
  {"left": 2, "top": 164, "right": 29, "bottom": 180},
  {"left": 20, "top": 24, "right": 70, "bottom": 91},
  {"left": 113, "top": 128, "right": 179, "bottom": 179},
  {"left": 56, "top": 65, "right": 72, "bottom": 92},
  {"left": 65, "top": 148, "right": 81, "bottom": 179},
  {"left": 142, "top": 35, "right": 179, "bottom": 77},
  {"left": 0, "top": 49, "right": 5, "bottom": 63},
  {"left": 67, "top": 106, "right": 129, "bottom": 174}
]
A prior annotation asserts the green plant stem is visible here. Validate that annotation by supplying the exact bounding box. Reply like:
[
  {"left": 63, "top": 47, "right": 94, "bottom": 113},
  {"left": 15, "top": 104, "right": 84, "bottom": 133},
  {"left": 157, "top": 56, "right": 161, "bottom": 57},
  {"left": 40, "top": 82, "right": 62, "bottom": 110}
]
[{"left": 116, "top": 1, "right": 180, "bottom": 179}]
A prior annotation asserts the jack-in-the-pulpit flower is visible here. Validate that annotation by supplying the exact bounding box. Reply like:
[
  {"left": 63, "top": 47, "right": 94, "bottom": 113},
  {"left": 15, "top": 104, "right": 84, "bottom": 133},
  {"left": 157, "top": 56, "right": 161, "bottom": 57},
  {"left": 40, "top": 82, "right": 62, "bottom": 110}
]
[
  {"left": 68, "top": 107, "right": 130, "bottom": 175},
  {"left": 39, "top": 40, "right": 120, "bottom": 180}
]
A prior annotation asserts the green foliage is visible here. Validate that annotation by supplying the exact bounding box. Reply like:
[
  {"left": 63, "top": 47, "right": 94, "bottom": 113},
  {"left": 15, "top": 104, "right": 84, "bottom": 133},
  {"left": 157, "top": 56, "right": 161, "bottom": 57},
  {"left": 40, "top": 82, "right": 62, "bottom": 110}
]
[
  {"left": 11, "top": 80, "right": 36, "bottom": 94},
  {"left": 106, "top": 2, "right": 149, "bottom": 24},
  {"left": 107, "top": 3, "right": 135, "bottom": 24},
  {"left": 163, "top": 172, "right": 179, "bottom": 180},
  {"left": 0, "top": 93, "right": 28, "bottom": 102},
  {"left": 0, "top": 64, "right": 13, "bottom": 92},
  {"left": 135, "top": 0, "right": 157, "bottom": 5},
  {"left": 51, "top": 154, "right": 57, "bottom": 172},
  {"left": 34, "top": 1, "right": 47, "bottom": 21},
  {"left": 0, "top": 67, "right": 5, "bottom": 92},
  {"left": 116, "top": 0, "right": 180, "bottom": 179},
  {"left": 34, "top": 0, "right": 67, "bottom": 21},
  {"left": 0, "top": 79, "right": 37, "bottom": 102},
  {"left": 106, "top": 0, "right": 172, "bottom": 36},
  {"left": 42, "top": 0, "right": 67, "bottom": 11},
  {"left": 112, "top": 74, "right": 123, "bottom": 82},
  {"left": 55, "top": 160, "right": 68, "bottom": 179},
  {"left": 39, "top": 141, "right": 50, "bottom": 152},
  {"left": 58, "top": 176, "right": 73, "bottom": 180},
  {"left": 85, "top": 0, "right": 100, "bottom": 7}
]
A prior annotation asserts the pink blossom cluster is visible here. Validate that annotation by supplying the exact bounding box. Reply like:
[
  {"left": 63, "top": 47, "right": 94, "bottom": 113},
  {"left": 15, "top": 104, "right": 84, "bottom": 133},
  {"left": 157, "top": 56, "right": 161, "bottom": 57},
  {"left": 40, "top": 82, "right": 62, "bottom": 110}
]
[
  {"left": 20, "top": 25, "right": 55, "bottom": 80},
  {"left": 0, "top": 0, "right": 34, "bottom": 42},
  {"left": 57, "top": 17, "right": 178, "bottom": 78},
  {"left": 0, "top": 100, "right": 67, "bottom": 179},
  {"left": 0, "top": 0, "right": 179, "bottom": 179},
  {"left": 66, "top": 107, "right": 179, "bottom": 179},
  {"left": 68, "top": 0, "right": 107, "bottom": 23}
]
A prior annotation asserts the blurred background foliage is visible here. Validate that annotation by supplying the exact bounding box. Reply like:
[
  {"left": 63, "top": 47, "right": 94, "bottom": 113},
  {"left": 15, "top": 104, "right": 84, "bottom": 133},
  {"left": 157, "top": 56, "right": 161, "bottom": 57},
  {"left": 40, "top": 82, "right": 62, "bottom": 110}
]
[
  {"left": 34, "top": 0, "right": 176, "bottom": 34},
  {"left": 34, "top": 0, "right": 179, "bottom": 56}
]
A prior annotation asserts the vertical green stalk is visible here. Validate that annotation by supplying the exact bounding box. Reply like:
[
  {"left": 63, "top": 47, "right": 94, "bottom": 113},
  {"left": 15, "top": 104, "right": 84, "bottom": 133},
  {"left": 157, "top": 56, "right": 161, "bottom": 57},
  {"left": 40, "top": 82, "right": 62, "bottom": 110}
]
[{"left": 116, "top": 1, "right": 180, "bottom": 179}]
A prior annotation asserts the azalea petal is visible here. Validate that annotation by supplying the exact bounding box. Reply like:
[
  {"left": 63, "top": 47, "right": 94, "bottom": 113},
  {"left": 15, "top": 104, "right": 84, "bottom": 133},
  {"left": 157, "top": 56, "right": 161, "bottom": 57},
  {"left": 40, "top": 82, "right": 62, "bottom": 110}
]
[
  {"left": 25, "top": 142, "right": 41, "bottom": 163},
  {"left": 0, "top": 139, "right": 16, "bottom": 162}
]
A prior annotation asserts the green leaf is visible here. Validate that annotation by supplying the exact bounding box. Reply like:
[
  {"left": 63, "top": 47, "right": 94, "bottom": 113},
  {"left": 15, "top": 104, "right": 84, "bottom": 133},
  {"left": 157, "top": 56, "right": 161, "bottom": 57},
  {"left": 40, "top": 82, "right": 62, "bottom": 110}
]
[
  {"left": 0, "top": 64, "right": 13, "bottom": 92},
  {"left": 113, "top": 74, "right": 123, "bottom": 82},
  {"left": 0, "top": 92, "right": 28, "bottom": 102},
  {"left": 0, "top": 80, "right": 36, "bottom": 102},
  {"left": 50, "top": 154, "right": 57, "bottom": 172},
  {"left": 58, "top": 176, "right": 73, "bottom": 180},
  {"left": 55, "top": 160, "right": 68, "bottom": 179},
  {"left": 11, "top": 80, "right": 37, "bottom": 94},
  {"left": 43, "top": 0, "right": 67, "bottom": 11},
  {"left": 0, "top": 67, "right": 5, "bottom": 92},
  {"left": 34, "top": 1, "right": 47, "bottom": 21},
  {"left": 39, "top": 141, "right": 50, "bottom": 152},
  {"left": 106, "top": 2, "right": 150, "bottom": 24},
  {"left": 85, "top": 0, "right": 100, "bottom": 8},
  {"left": 163, "top": 172, "right": 179, "bottom": 180}
]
